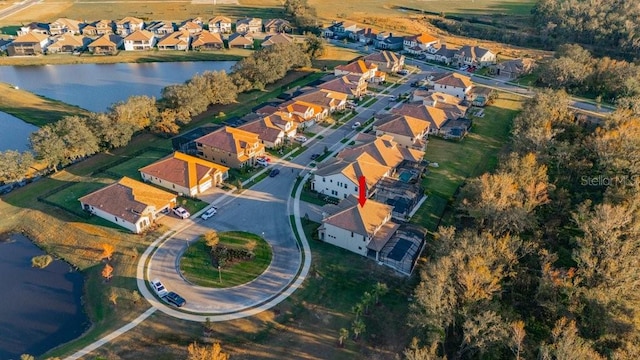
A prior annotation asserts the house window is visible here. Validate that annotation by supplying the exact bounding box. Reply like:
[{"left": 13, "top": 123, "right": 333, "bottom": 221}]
[
  {"left": 344, "top": 184, "right": 347, "bottom": 189},
  {"left": 322, "top": 177, "right": 325, "bottom": 182},
  {"left": 358, "top": 246, "right": 362, "bottom": 250},
  {"left": 114, "top": 217, "right": 118, "bottom": 222},
  {"left": 172, "top": 184, "right": 175, "bottom": 189},
  {"left": 351, "top": 232, "right": 354, "bottom": 237},
  {"left": 355, "top": 186, "right": 358, "bottom": 192}
]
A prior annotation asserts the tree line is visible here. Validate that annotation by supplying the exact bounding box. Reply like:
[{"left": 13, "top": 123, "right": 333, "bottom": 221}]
[
  {"left": 532, "top": 0, "right": 640, "bottom": 60},
  {"left": 0, "top": 42, "right": 314, "bottom": 184},
  {"left": 538, "top": 44, "right": 640, "bottom": 103},
  {"left": 406, "top": 90, "right": 640, "bottom": 359}
]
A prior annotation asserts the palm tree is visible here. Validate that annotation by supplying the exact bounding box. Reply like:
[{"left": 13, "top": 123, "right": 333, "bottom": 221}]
[
  {"left": 372, "top": 282, "right": 388, "bottom": 305},
  {"left": 338, "top": 328, "right": 349, "bottom": 347},
  {"left": 361, "top": 291, "right": 373, "bottom": 315},
  {"left": 352, "top": 302, "right": 364, "bottom": 321},
  {"left": 352, "top": 319, "right": 366, "bottom": 340}
]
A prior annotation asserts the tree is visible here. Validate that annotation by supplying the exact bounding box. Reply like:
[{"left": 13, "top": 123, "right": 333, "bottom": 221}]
[
  {"left": 456, "top": 310, "right": 509, "bottom": 359},
  {"left": 109, "top": 95, "right": 159, "bottom": 131},
  {"left": 85, "top": 112, "right": 135, "bottom": 149},
  {"left": 352, "top": 302, "right": 364, "bottom": 322},
  {"left": 100, "top": 243, "right": 115, "bottom": 260},
  {"left": 372, "top": 282, "right": 388, "bottom": 305},
  {"left": 108, "top": 287, "right": 118, "bottom": 305},
  {"left": 351, "top": 318, "right": 366, "bottom": 340},
  {"left": 0, "top": 150, "right": 34, "bottom": 183},
  {"left": 361, "top": 291, "right": 373, "bottom": 315},
  {"left": 151, "top": 108, "right": 182, "bottom": 135},
  {"left": 20, "top": 355, "right": 35, "bottom": 360},
  {"left": 31, "top": 255, "right": 53, "bottom": 269},
  {"left": 54, "top": 116, "right": 100, "bottom": 162},
  {"left": 30, "top": 125, "right": 66, "bottom": 172},
  {"left": 510, "top": 320, "right": 526, "bottom": 360},
  {"left": 203, "top": 230, "right": 220, "bottom": 249},
  {"left": 131, "top": 290, "right": 142, "bottom": 304},
  {"left": 539, "top": 318, "right": 604, "bottom": 360},
  {"left": 304, "top": 33, "right": 325, "bottom": 59},
  {"left": 102, "top": 263, "right": 114, "bottom": 281},
  {"left": 404, "top": 338, "right": 446, "bottom": 360},
  {"left": 186, "top": 341, "right": 229, "bottom": 360},
  {"left": 338, "top": 327, "right": 349, "bottom": 347}
]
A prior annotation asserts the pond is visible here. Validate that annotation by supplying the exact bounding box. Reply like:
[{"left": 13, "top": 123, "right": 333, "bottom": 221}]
[
  {"left": 0, "top": 112, "right": 38, "bottom": 152},
  {"left": 0, "top": 233, "right": 90, "bottom": 359},
  {"left": 0, "top": 61, "right": 236, "bottom": 112}
]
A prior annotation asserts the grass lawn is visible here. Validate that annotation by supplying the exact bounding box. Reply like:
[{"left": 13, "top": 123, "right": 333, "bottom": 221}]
[
  {"left": 104, "top": 149, "right": 171, "bottom": 179},
  {"left": 411, "top": 92, "right": 523, "bottom": 231},
  {"left": 180, "top": 231, "right": 272, "bottom": 288},
  {"left": 0, "top": 82, "right": 90, "bottom": 126},
  {"left": 312, "top": 44, "right": 361, "bottom": 70},
  {"left": 176, "top": 196, "right": 209, "bottom": 214},
  {"left": 44, "top": 178, "right": 114, "bottom": 215}
]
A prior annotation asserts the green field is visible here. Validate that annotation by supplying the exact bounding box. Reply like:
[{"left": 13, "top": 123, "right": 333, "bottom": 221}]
[
  {"left": 105, "top": 149, "right": 171, "bottom": 179},
  {"left": 411, "top": 92, "right": 523, "bottom": 231},
  {"left": 180, "top": 231, "right": 272, "bottom": 288}
]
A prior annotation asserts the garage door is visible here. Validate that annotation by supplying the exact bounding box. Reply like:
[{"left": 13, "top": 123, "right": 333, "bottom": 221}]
[{"left": 199, "top": 180, "right": 212, "bottom": 193}]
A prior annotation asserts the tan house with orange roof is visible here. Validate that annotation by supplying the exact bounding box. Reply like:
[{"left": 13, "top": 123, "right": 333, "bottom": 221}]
[
  {"left": 392, "top": 103, "right": 450, "bottom": 135},
  {"left": 362, "top": 50, "right": 405, "bottom": 73},
  {"left": 318, "top": 196, "right": 399, "bottom": 259},
  {"left": 417, "top": 91, "right": 469, "bottom": 119},
  {"left": 208, "top": 16, "right": 232, "bottom": 34},
  {"left": 373, "top": 113, "right": 431, "bottom": 149},
  {"left": 191, "top": 31, "right": 224, "bottom": 50},
  {"left": 194, "top": 126, "right": 265, "bottom": 168},
  {"left": 318, "top": 75, "right": 367, "bottom": 99},
  {"left": 82, "top": 20, "right": 114, "bottom": 36},
  {"left": 178, "top": 20, "right": 203, "bottom": 34},
  {"left": 279, "top": 99, "right": 327, "bottom": 129},
  {"left": 7, "top": 32, "right": 51, "bottom": 56},
  {"left": 238, "top": 112, "right": 298, "bottom": 148},
  {"left": 115, "top": 16, "right": 145, "bottom": 36},
  {"left": 334, "top": 59, "right": 379, "bottom": 82},
  {"left": 79, "top": 177, "right": 177, "bottom": 233},
  {"left": 124, "top": 30, "right": 156, "bottom": 51},
  {"left": 431, "top": 72, "right": 473, "bottom": 99},
  {"left": 49, "top": 18, "right": 83, "bottom": 35},
  {"left": 47, "top": 34, "right": 91, "bottom": 53},
  {"left": 338, "top": 134, "right": 424, "bottom": 170},
  {"left": 403, "top": 33, "right": 439, "bottom": 54},
  {"left": 228, "top": 32, "right": 254, "bottom": 49},
  {"left": 87, "top": 34, "right": 123, "bottom": 55},
  {"left": 139, "top": 152, "right": 229, "bottom": 196},
  {"left": 236, "top": 17, "right": 263, "bottom": 33},
  {"left": 293, "top": 88, "right": 348, "bottom": 113},
  {"left": 157, "top": 30, "right": 190, "bottom": 51}
]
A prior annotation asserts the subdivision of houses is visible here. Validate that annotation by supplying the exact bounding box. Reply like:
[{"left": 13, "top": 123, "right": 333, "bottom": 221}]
[
  {"left": 392, "top": 103, "right": 450, "bottom": 135},
  {"left": 146, "top": 21, "right": 175, "bottom": 38},
  {"left": 227, "top": 32, "right": 254, "bottom": 49},
  {"left": 194, "top": 126, "right": 266, "bottom": 168},
  {"left": 403, "top": 33, "right": 439, "bottom": 54},
  {"left": 123, "top": 30, "right": 156, "bottom": 51},
  {"left": 115, "top": 16, "right": 145, "bottom": 36},
  {"left": 49, "top": 18, "right": 83, "bottom": 35},
  {"left": 78, "top": 177, "right": 177, "bottom": 234},
  {"left": 7, "top": 32, "right": 50, "bottom": 56},
  {"left": 278, "top": 99, "right": 327, "bottom": 129},
  {"left": 263, "top": 18, "right": 292, "bottom": 33},
  {"left": 373, "top": 113, "right": 431, "bottom": 150},
  {"left": 362, "top": 50, "right": 405, "bottom": 73},
  {"left": 427, "top": 44, "right": 457, "bottom": 64},
  {"left": 191, "top": 31, "right": 224, "bottom": 50},
  {"left": 317, "top": 75, "right": 368, "bottom": 99},
  {"left": 430, "top": 72, "right": 473, "bottom": 99},
  {"left": 261, "top": 33, "right": 294, "bottom": 47},
  {"left": 139, "top": 151, "right": 229, "bottom": 196},
  {"left": 238, "top": 112, "right": 298, "bottom": 148},
  {"left": 454, "top": 45, "right": 497, "bottom": 68},
  {"left": 292, "top": 88, "right": 348, "bottom": 114},
  {"left": 492, "top": 58, "right": 536, "bottom": 79},
  {"left": 87, "top": 34, "right": 123, "bottom": 55},
  {"left": 157, "top": 30, "right": 190, "bottom": 51},
  {"left": 208, "top": 16, "right": 232, "bottom": 34},
  {"left": 236, "top": 17, "right": 262, "bottom": 33},
  {"left": 47, "top": 35, "right": 91, "bottom": 53}
]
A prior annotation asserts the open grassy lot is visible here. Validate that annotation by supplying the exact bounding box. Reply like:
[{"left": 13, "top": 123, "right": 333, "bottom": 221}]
[
  {"left": 0, "top": 82, "right": 90, "bottom": 126},
  {"left": 44, "top": 177, "right": 113, "bottom": 212},
  {"left": 180, "top": 231, "right": 272, "bottom": 288},
  {"left": 105, "top": 148, "right": 171, "bottom": 179},
  {"left": 411, "top": 92, "right": 523, "bottom": 231}
]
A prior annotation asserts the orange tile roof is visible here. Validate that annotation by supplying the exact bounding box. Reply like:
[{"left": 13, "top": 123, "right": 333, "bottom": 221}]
[
  {"left": 324, "top": 196, "right": 394, "bottom": 236},
  {"left": 125, "top": 30, "right": 154, "bottom": 42},
  {"left": 432, "top": 72, "right": 473, "bottom": 89},
  {"left": 338, "top": 134, "right": 424, "bottom": 167},
  {"left": 392, "top": 104, "right": 449, "bottom": 130},
  {"left": 139, "top": 152, "right": 228, "bottom": 189},
  {"left": 335, "top": 59, "right": 376, "bottom": 75},
  {"left": 192, "top": 31, "right": 223, "bottom": 46},
  {"left": 157, "top": 31, "right": 190, "bottom": 46},
  {"left": 88, "top": 34, "right": 122, "bottom": 47},
  {"left": 195, "top": 126, "right": 261, "bottom": 155},
  {"left": 12, "top": 32, "right": 49, "bottom": 43}
]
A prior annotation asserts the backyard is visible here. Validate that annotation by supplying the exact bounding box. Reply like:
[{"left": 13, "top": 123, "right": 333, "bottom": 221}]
[{"left": 411, "top": 92, "right": 523, "bottom": 231}]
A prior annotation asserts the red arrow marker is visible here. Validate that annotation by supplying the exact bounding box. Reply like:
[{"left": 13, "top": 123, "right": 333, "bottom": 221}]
[{"left": 358, "top": 176, "right": 367, "bottom": 207}]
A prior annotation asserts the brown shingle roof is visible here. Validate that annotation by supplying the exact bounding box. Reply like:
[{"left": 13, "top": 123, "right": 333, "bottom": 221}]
[
  {"left": 392, "top": 104, "right": 449, "bottom": 131},
  {"left": 324, "top": 196, "right": 394, "bottom": 236},
  {"left": 12, "top": 32, "right": 49, "bottom": 44},
  {"left": 88, "top": 34, "right": 122, "bottom": 48},
  {"left": 317, "top": 76, "right": 360, "bottom": 96},
  {"left": 261, "top": 33, "right": 293, "bottom": 46},
  {"left": 335, "top": 59, "right": 376, "bottom": 75},
  {"left": 191, "top": 31, "right": 223, "bottom": 47},
  {"left": 432, "top": 72, "right": 473, "bottom": 88},
  {"left": 374, "top": 113, "right": 431, "bottom": 137},
  {"left": 139, "top": 152, "right": 228, "bottom": 189},
  {"left": 338, "top": 135, "right": 424, "bottom": 168},
  {"left": 195, "top": 126, "right": 261, "bottom": 155},
  {"left": 78, "top": 177, "right": 175, "bottom": 224},
  {"left": 228, "top": 32, "right": 253, "bottom": 45}
]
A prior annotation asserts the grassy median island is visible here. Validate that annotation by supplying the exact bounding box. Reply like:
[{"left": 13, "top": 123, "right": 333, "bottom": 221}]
[{"left": 180, "top": 231, "right": 272, "bottom": 288}]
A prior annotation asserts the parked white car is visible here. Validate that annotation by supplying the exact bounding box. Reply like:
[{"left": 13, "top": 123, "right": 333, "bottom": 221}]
[
  {"left": 201, "top": 207, "right": 217, "bottom": 220},
  {"left": 151, "top": 279, "right": 168, "bottom": 297},
  {"left": 352, "top": 122, "right": 361, "bottom": 129},
  {"left": 172, "top": 206, "right": 190, "bottom": 219},
  {"left": 294, "top": 135, "right": 308, "bottom": 142},
  {"left": 256, "top": 158, "right": 269, "bottom": 167}
]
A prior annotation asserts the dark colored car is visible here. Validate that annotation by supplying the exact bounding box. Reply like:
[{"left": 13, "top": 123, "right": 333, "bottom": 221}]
[
  {"left": 165, "top": 291, "right": 186, "bottom": 307},
  {"left": 310, "top": 153, "right": 320, "bottom": 160},
  {"left": 269, "top": 168, "right": 280, "bottom": 177}
]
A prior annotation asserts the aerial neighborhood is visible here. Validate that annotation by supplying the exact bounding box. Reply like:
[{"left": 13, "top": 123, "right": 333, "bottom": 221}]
[{"left": 4, "top": 0, "right": 634, "bottom": 359}]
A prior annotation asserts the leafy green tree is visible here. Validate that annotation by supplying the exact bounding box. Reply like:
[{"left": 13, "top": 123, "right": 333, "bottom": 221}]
[
  {"left": 351, "top": 318, "right": 365, "bottom": 340},
  {"left": 304, "top": 33, "right": 325, "bottom": 59},
  {"left": 86, "top": 112, "right": 135, "bottom": 149},
  {"left": 539, "top": 318, "right": 604, "bottom": 360},
  {"left": 0, "top": 150, "right": 34, "bottom": 183},
  {"left": 338, "top": 328, "right": 349, "bottom": 347},
  {"left": 29, "top": 125, "right": 66, "bottom": 172},
  {"left": 109, "top": 95, "right": 159, "bottom": 131}
]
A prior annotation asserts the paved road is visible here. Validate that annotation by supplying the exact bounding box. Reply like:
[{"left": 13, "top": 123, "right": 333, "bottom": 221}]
[{"left": 0, "top": 0, "right": 40, "bottom": 20}]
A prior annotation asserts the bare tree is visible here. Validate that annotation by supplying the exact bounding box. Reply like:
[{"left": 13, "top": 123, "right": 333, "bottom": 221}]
[{"left": 186, "top": 341, "right": 229, "bottom": 360}]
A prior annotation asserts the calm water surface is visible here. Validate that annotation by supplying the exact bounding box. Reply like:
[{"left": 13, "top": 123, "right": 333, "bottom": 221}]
[
  {"left": 0, "top": 112, "right": 38, "bottom": 152},
  {"left": 0, "top": 233, "right": 90, "bottom": 359},
  {"left": 0, "top": 61, "right": 236, "bottom": 112}
]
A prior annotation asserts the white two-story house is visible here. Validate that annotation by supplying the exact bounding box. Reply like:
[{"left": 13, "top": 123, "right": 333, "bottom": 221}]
[
  {"left": 431, "top": 72, "right": 473, "bottom": 99},
  {"left": 123, "top": 30, "right": 156, "bottom": 51}
]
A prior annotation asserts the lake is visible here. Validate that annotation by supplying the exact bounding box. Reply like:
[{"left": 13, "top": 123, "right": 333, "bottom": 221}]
[
  {"left": 0, "top": 233, "right": 90, "bottom": 359},
  {"left": 0, "top": 61, "right": 236, "bottom": 112},
  {"left": 0, "top": 112, "right": 38, "bottom": 152}
]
